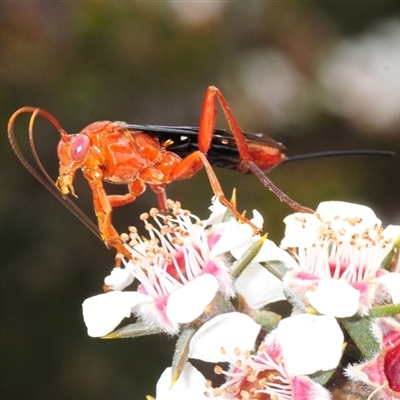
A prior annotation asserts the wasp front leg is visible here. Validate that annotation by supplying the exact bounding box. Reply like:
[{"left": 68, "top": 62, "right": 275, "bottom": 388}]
[
  {"left": 84, "top": 172, "right": 136, "bottom": 260},
  {"left": 107, "top": 180, "right": 146, "bottom": 209}
]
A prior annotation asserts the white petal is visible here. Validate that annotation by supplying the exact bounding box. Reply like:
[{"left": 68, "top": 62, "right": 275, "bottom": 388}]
[
  {"left": 316, "top": 201, "right": 377, "bottom": 220},
  {"left": 280, "top": 213, "right": 322, "bottom": 249},
  {"left": 383, "top": 224, "right": 400, "bottom": 242},
  {"left": 281, "top": 201, "right": 382, "bottom": 250},
  {"left": 278, "top": 314, "right": 344, "bottom": 376},
  {"left": 189, "top": 312, "right": 261, "bottom": 363},
  {"left": 250, "top": 209, "right": 264, "bottom": 230},
  {"left": 104, "top": 267, "right": 134, "bottom": 290},
  {"left": 235, "top": 262, "right": 285, "bottom": 308},
  {"left": 156, "top": 364, "right": 209, "bottom": 400},
  {"left": 306, "top": 279, "right": 360, "bottom": 318},
  {"left": 82, "top": 291, "right": 153, "bottom": 337},
  {"left": 203, "top": 197, "right": 228, "bottom": 226},
  {"left": 209, "top": 220, "right": 254, "bottom": 258},
  {"left": 317, "top": 202, "right": 383, "bottom": 242},
  {"left": 166, "top": 274, "right": 218, "bottom": 324},
  {"left": 375, "top": 273, "right": 400, "bottom": 303}
]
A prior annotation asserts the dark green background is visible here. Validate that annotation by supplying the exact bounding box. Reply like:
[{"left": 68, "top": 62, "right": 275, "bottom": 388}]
[{"left": 1, "top": 2, "right": 400, "bottom": 399}]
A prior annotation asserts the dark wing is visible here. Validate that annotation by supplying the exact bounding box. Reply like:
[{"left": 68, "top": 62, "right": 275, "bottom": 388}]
[{"left": 125, "top": 124, "right": 285, "bottom": 171}]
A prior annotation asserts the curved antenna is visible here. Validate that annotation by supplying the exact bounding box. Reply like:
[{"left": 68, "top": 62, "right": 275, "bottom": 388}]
[
  {"left": 8, "top": 107, "right": 101, "bottom": 240},
  {"left": 285, "top": 149, "right": 395, "bottom": 163}
]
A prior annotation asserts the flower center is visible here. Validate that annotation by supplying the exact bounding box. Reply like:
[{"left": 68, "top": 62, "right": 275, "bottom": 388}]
[
  {"left": 240, "top": 369, "right": 283, "bottom": 400},
  {"left": 122, "top": 202, "right": 224, "bottom": 299},
  {"left": 208, "top": 346, "right": 292, "bottom": 400}
]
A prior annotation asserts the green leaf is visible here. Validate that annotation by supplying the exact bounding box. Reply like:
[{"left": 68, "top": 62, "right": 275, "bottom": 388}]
[
  {"left": 101, "top": 321, "right": 164, "bottom": 339},
  {"left": 231, "top": 234, "right": 267, "bottom": 280},
  {"left": 252, "top": 310, "right": 281, "bottom": 330},
  {"left": 381, "top": 234, "right": 400, "bottom": 272},
  {"left": 259, "top": 260, "right": 290, "bottom": 281},
  {"left": 340, "top": 316, "right": 379, "bottom": 359},
  {"left": 310, "top": 368, "right": 336, "bottom": 386},
  {"left": 171, "top": 326, "right": 197, "bottom": 387},
  {"left": 369, "top": 303, "right": 400, "bottom": 318}
]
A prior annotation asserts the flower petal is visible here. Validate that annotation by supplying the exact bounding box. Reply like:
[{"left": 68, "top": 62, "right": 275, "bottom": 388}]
[
  {"left": 104, "top": 267, "right": 134, "bottom": 290},
  {"left": 306, "top": 279, "right": 360, "bottom": 317},
  {"left": 82, "top": 291, "right": 153, "bottom": 337},
  {"left": 209, "top": 220, "right": 254, "bottom": 258},
  {"left": 382, "top": 224, "right": 400, "bottom": 241},
  {"left": 280, "top": 213, "right": 322, "bottom": 249},
  {"left": 234, "top": 262, "right": 285, "bottom": 308},
  {"left": 316, "top": 201, "right": 378, "bottom": 223},
  {"left": 189, "top": 312, "right": 261, "bottom": 363},
  {"left": 292, "top": 375, "right": 331, "bottom": 400},
  {"left": 281, "top": 201, "right": 381, "bottom": 250},
  {"left": 278, "top": 314, "right": 344, "bottom": 376},
  {"left": 166, "top": 274, "right": 219, "bottom": 324},
  {"left": 250, "top": 209, "right": 264, "bottom": 230},
  {"left": 375, "top": 272, "right": 400, "bottom": 303},
  {"left": 156, "top": 363, "right": 209, "bottom": 400},
  {"left": 203, "top": 197, "right": 229, "bottom": 226}
]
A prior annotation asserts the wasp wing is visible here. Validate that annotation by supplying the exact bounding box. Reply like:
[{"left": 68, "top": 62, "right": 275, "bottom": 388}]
[{"left": 125, "top": 124, "right": 285, "bottom": 171}]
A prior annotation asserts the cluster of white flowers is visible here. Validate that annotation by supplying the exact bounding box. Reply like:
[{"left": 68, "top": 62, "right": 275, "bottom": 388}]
[{"left": 82, "top": 198, "right": 400, "bottom": 399}]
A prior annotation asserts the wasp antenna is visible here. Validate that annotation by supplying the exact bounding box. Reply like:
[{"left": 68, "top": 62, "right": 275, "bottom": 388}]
[
  {"left": 8, "top": 107, "right": 101, "bottom": 240},
  {"left": 285, "top": 150, "right": 395, "bottom": 163},
  {"left": 59, "top": 129, "right": 69, "bottom": 140},
  {"left": 27, "top": 108, "right": 68, "bottom": 196},
  {"left": 7, "top": 107, "right": 54, "bottom": 191}
]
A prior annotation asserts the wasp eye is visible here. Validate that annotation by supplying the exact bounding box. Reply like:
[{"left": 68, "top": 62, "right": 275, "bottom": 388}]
[{"left": 71, "top": 134, "right": 90, "bottom": 161}]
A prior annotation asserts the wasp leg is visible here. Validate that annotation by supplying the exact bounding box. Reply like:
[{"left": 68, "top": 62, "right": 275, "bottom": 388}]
[
  {"left": 107, "top": 180, "right": 146, "bottom": 208},
  {"left": 166, "top": 151, "right": 260, "bottom": 232},
  {"left": 85, "top": 174, "right": 133, "bottom": 260},
  {"left": 148, "top": 184, "right": 168, "bottom": 214},
  {"left": 198, "top": 86, "right": 314, "bottom": 214}
]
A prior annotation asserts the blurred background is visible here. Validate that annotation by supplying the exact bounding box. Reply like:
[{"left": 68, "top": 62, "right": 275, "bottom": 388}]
[{"left": 1, "top": 2, "right": 400, "bottom": 399}]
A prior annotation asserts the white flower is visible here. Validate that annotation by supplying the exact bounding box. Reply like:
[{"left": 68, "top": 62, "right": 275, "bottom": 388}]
[
  {"left": 156, "top": 312, "right": 341, "bottom": 399},
  {"left": 280, "top": 201, "right": 400, "bottom": 317},
  {"left": 82, "top": 199, "right": 265, "bottom": 337},
  {"left": 156, "top": 313, "right": 261, "bottom": 399}
]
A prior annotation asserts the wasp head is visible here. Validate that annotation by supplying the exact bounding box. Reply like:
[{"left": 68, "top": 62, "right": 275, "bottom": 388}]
[{"left": 56, "top": 132, "right": 91, "bottom": 197}]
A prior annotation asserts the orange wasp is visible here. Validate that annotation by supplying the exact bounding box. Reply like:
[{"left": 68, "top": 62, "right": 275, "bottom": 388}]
[{"left": 8, "top": 86, "right": 348, "bottom": 259}]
